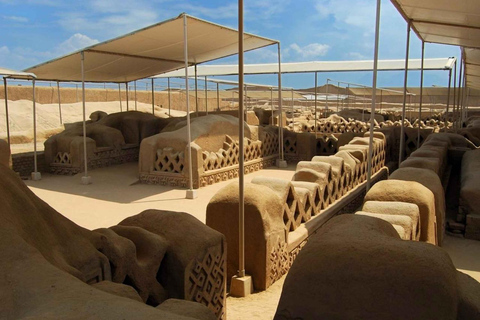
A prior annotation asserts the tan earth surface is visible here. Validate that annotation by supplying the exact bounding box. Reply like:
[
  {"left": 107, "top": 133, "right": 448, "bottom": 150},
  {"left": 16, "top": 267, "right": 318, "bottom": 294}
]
[{"left": 24, "top": 162, "right": 480, "bottom": 320}]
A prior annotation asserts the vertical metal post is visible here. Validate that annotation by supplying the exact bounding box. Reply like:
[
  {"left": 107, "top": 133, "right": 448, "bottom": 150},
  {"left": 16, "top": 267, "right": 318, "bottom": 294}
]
[
  {"left": 168, "top": 77, "right": 171, "bottom": 116},
  {"left": 125, "top": 82, "right": 129, "bottom": 111},
  {"left": 81, "top": 51, "right": 89, "bottom": 183},
  {"left": 151, "top": 78, "right": 155, "bottom": 115},
  {"left": 204, "top": 76, "right": 208, "bottom": 114},
  {"left": 32, "top": 79, "right": 38, "bottom": 175},
  {"left": 217, "top": 83, "right": 220, "bottom": 111},
  {"left": 457, "top": 56, "right": 464, "bottom": 131},
  {"left": 346, "top": 84, "right": 350, "bottom": 111},
  {"left": 118, "top": 83, "right": 122, "bottom": 112},
  {"left": 57, "top": 81, "right": 63, "bottom": 125},
  {"left": 278, "top": 42, "right": 284, "bottom": 162},
  {"left": 399, "top": 20, "right": 411, "bottom": 166},
  {"left": 362, "top": 88, "right": 366, "bottom": 121},
  {"left": 238, "top": 0, "right": 246, "bottom": 279},
  {"left": 134, "top": 80, "right": 137, "bottom": 111},
  {"left": 453, "top": 60, "right": 457, "bottom": 131},
  {"left": 270, "top": 87, "right": 274, "bottom": 125},
  {"left": 195, "top": 65, "right": 198, "bottom": 114},
  {"left": 338, "top": 82, "right": 343, "bottom": 112},
  {"left": 4, "top": 78, "right": 10, "bottom": 145},
  {"left": 314, "top": 72, "right": 318, "bottom": 136},
  {"left": 291, "top": 88, "right": 294, "bottom": 130},
  {"left": 445, "top": 68, "right": 452, "bottom": 132},
  {"left": 366, "top": 0, "right": 381, "bottom": 192},
  {"left": 417, "top": 41, "right": 425, "bottom": 147},
  {"left": 326, "top": 79, "right": 330, "bottom": 115},
  {"left": 183, "top": 14, "right": 195, "bottom": 198},
  {"left": 465, "top": 87, "right": 470, "bottom": 123}
]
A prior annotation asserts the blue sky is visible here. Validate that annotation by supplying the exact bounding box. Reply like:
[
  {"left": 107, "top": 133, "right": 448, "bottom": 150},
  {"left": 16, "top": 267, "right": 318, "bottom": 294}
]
[{"left": 0, "top": 0, "right": 461, "bottom": 89}]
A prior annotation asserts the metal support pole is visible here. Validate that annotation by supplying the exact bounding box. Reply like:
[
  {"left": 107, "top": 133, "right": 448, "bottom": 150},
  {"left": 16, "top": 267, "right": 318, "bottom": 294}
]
[
  {"left": 362, "top": 89, "right": 366, "bottom": 122},
  {"left": 151, "top": 78, "right": 155, "bottom": 115},
  {"left": 168, "top": 77, "right": 171, "bottom": 116},
  {"left": 4, "top": 78, "right": 10, "bottom": 145},
  {"left": 453, "top": 60, "right": 457, "bottom": 131},
  {"left": 346, "top": 84, "right": 349, "bottom": 111},
  {"left": 457, "top": 56, "right": 464, "bottom": 130},
  {"left": 134, "top": 80, "right": 137, "bottom": 111},
  {"left": 399, "top": 21, "right": 411, "bottom": 166},
  {"left": 195, "top": 65, "right": 198, "bottom": 114},
  {"left": 271, "top": 87, "right": 274, "bottom": 125},
  {"left": 81, "top": 51, "right": 90, "bottom": 184},
  {"left": 465, "top": 87, "right": 470, "bottom": 122},
  {"left": 278, "top": 42, "right": 284, "bottom": 163},
  {"left": 183, "top": 14, "right": 195, "bottom": 199},
  {"left": 57, "top": 81, "right": 63, "bottom": 125},
  {"left": 32, "top": 79, "right": 39, "bottom": 177},
  {"left": 445, "top": 68, "right": 452, "bottom": 132},
  {"left": 118, "top": 83, "right": 122, "bottom": 112},
  {"left": 314, "top": 72, "right": 318, "bottom": 136},
  {"left": 238, "top": 0, "right": 246, "bottom": 279},
  {"left": 216, "top": 83, "right": 220, "bottom": 111},
  {"left": 205, "top": 76, "right": 208, "bottom": 114},
  {"left": 291, "top": 88, "right": 294, "bottom": 130},
  {"left": 125, "top": 82, "right": 129, "bottom": 111},
  {"left": 338, "top": 82, "right": 343, "bottom": 112},
  {"left": 366, "top": 0, "right": 381, "bottom": 192},
  {"left": 326, "top": 79, "right": 329, "bottom": 115},
  {"left": 417, "top": 41, "right": 425, "bottom": 147}
]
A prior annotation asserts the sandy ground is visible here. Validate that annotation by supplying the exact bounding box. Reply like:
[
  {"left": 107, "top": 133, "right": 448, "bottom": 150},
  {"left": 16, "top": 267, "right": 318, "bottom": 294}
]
[
  {"left": 0, "top": 100, "right": 186, "bottom": 153},
  {"left": 24, "top": 161, "right": 480, "bottom": 320}
]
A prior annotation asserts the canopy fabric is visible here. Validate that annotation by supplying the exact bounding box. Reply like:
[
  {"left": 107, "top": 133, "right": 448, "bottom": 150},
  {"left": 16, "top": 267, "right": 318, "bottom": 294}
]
[
  {"left": 22, "top": 13, "right": 278, "bottom": 83},
  {"left": 0, "top": 67, "right": 36, "bottom": 79},
  {"left": 464, "top": 48, "right": 480, "bottom": 90},
  {"left": 153, "top": 58, "right": 455, "bottom": 78},
  {"left": 391, "top": 0, "right": 480, "bottom": 90},
  {"left": 391, "top": 0, "right": 480, "bottom": 48},
  {"left": 192, "top": 77, "right": 289, "bottom": 89}
]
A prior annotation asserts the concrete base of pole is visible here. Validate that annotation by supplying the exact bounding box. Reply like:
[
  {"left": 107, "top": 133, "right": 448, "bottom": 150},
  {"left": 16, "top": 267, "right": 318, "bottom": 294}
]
[
  {"left": 276, "top": 159, "right": 288, "bottom": 168},
  {"left": 81, "top": 176, "right": 92, "bottom": 185},
  {"left": 31, "top": 172, "right": 41, "bottom": 181},
  {"left": 230, "top": 275, "right": 253, "bottom": 297},
  {"left": 186, "top": 189, "right": 198, "bottom": 199}
]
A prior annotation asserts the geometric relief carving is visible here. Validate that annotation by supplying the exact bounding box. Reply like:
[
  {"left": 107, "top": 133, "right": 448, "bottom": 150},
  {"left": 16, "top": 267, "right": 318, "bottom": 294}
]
[
  {"left": 202, "top": 135, "right": 263, "bottom": 173},
  {"left": 284, "top": 137, "right": 297, "bottom": 155},
  {"left": 54, "top": 152, "right": 71, "bottom": 164},
  {"left": 262, "top": 131, "right": 279, "bottom": 156},
  {"left": 269, "top": 241, "right": 289, "bottom": 284},
  {"left": 154, "top": 147, "right": 185, "bottom": 173},
  {"left": 316, "top": 135, "right": 338, "bottom": 155},
  {"left": 186, "top": 246, "right": 226, "bottom": 320}
]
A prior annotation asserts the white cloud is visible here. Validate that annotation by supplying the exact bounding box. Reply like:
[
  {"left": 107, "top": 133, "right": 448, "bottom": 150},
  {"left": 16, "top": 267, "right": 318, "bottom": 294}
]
[
  {"left": 2, "top": 15, "right": 29, "bottom": 22},
  {"left": 314, "top": 0, "right": 376, "bottom": 30},
  {"left": 347, "top": 52, "right": 368, "bottom": 60},
  {"left": 288, "top": 43, "right": 330, "bottom": 59},
  {"left": 57, "top": 0, "right": 161, "bottom": 38},
  {"left": 55, "top": 33, "right": 98, "bottom": 55}
]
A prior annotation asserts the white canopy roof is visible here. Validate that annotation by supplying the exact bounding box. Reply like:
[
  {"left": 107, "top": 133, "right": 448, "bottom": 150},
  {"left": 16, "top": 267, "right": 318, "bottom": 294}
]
[
  {"left": 464, "top": 48, "right": 480, "bottom": 90},
  {"left": 391, "top": 0, "right": 480, "bottom": 90},
  {"left": 153, "top": 58, "right": 455, "bottom": 78},
  {"left": 193, "top": 77, "right": 291, "bottom": 89},
  {"left": 0, "top": 67, "right": 36, "bottom": 79},
  {"left": 391, "top": 0, "right": 480, "bottom": 48},
  {"left": 23, "top": 13, "right": 277, "bottom": 83}
]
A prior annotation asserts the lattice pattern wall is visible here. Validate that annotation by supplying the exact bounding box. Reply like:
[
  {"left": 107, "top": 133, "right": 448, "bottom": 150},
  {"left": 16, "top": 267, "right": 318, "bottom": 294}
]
[
  {"left": 49, "top": 145, "right": 140, "bottom": 175},
  {"left": 154, "top": 148, "right": 185, "bottom": 173},
  {"left": 142, "top": 131, "right": 279, "bottom": 188},
  {"left": 201, "top": 135, "right": 263, "bottom": 172},
  {"left": 186, "top": 245, "right": 226, "bottom": 320}
]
